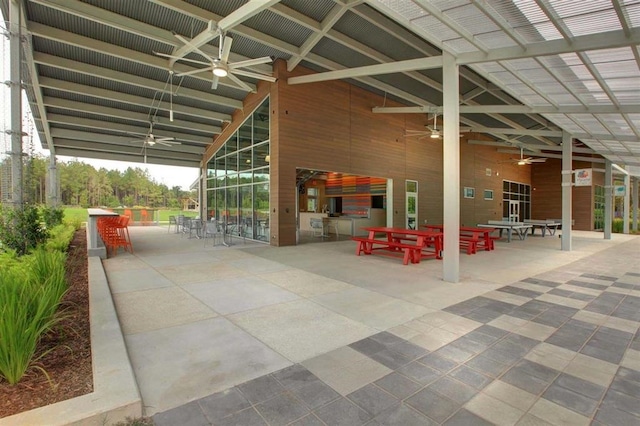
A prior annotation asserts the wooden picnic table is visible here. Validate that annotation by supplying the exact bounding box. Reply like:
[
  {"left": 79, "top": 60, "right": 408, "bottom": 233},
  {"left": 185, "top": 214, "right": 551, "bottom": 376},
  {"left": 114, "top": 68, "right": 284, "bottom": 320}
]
[
  {"left": 352, "top": 227, "right": 443, "bottom": 265},
  {"left": 422, "top": 225, "right": 496, "bottom": 254}
]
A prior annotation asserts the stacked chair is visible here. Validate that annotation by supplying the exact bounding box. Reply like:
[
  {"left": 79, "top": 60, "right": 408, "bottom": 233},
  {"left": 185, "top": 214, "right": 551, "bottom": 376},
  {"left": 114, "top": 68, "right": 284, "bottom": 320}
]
[{"left": 97, "top": 215, "right": 134, "bottom": 256}]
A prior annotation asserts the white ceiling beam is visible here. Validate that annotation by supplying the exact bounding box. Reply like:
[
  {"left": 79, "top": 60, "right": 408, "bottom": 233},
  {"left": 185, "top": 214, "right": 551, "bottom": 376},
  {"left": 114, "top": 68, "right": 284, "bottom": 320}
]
[
  {"left": 39, "top": 77, "right": 223, "bottom": 126},
  {"left": 496, "top": 149, "right": 605, "bottom": 163},
  {"left": 218, "top": 0, "right": 282, "bottom": 32},
  {"left": 26, "top": 22, "right": 256, "bottom": 92},
  {"left": 46, "top": 114, "right": 212, "bottom": 145},
  {"left": 573, "top": 134, "right": 640, "bottom": 143},
  {"left": 467, "top": 139, "right": 596, "bottom": 154},
  {"left": 288, "top": 56, "right": 443, "bottom": 85},
  {"left": 458, "top": 27, "right": 640, "bottom": 65},
  {"left": 43, "top": 97, "right": 220, "bottom": 134},
  {"left": 468, "top": 127, "right": 563, "bottom": 137},
  {"left": 54, "top": 147, "right": 199, "bottom": 168},
  {"left": 287, "top": 4, "right": 351, "bottom": 72},
  {"left": 33, "top": 53, "right": 240, "bottom": 112},
  {"left": 51, "top": 131, "right": 204, "bottom": 155},
  {"left": 55, "top": 139, "right": 201, "bottom": 161},
  {"left": 373, "top": 105, "right": 640, "bottom": 114}
]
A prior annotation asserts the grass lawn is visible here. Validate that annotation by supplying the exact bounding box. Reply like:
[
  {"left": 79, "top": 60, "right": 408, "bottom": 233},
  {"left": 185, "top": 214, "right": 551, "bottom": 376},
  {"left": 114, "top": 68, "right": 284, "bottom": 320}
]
[{"left": 62, "top": 207, "right": 199, "bottom": 224}]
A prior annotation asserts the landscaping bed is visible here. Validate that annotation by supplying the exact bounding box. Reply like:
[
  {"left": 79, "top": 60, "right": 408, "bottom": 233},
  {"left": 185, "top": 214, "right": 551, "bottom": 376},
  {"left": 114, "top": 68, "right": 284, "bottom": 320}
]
[{"left": 0, "top": 230, "right": 92, "bottom": 418}]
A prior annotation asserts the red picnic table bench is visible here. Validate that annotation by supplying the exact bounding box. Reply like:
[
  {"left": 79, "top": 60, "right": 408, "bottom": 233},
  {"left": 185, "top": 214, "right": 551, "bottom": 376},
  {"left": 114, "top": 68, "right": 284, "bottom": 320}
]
[
  {"left": 352, "top": 227, "right": 443, "bottom": 265},
  {"left": 423, "top": 225, "right": 497, "bottom": 254}
]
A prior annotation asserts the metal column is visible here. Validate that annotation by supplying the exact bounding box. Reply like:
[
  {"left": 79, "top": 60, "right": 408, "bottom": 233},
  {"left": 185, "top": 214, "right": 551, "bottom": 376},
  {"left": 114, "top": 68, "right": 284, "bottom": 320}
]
[
  {"left": 442, "top": 51, "right": 460, "bottom": 283},
  {"left": 9, "top": 0, "right": 23, "bottom": 208},
  {"left": 633, "top": 177, "right": 638, "bottom": 232},
  {"left": 561, "top": 131, "right": 572, "bottom": 251},
  {"left": 623, "top": 173, "right": 630, "bottom": 234},
  {"left": 604, "top": 160, "right": 612, "bottom": 240},
  {"left": 47, "top": 155, "right": 58, "bottom": 206}
]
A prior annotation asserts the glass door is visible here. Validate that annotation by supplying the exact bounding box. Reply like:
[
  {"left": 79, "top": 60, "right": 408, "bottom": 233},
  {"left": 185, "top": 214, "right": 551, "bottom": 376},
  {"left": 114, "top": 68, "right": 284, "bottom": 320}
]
[
  {"left": 509, "top": 200, "right": 520, "bottom": 222},
  {"left": 406, "top": 180, "right": 418, "bottom": 229}
]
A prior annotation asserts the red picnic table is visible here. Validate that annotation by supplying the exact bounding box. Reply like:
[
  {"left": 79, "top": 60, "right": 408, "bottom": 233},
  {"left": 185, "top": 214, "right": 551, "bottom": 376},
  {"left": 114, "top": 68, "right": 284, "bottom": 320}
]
[
  {"left": 422, "top": 224, "right": 496, "bottom": 254},
  {"left": 352, "top": 227, "right": 443, "bottom": 265}
]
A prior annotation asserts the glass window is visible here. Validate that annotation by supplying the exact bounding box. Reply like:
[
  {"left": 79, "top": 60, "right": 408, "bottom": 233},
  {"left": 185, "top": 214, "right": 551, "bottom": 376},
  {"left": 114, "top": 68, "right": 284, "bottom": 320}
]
[
  {"left": 205, "top": 98, "right": 270, "bottom": 242},
  {"left": 406, "top": 181, "right": 417, "bottom": 192}
]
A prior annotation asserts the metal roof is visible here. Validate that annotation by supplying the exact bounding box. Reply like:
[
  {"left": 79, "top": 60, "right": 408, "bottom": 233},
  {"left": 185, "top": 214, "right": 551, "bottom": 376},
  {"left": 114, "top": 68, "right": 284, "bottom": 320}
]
[{"left": 2, "top": 0, "right": 638, "bottom": 170}]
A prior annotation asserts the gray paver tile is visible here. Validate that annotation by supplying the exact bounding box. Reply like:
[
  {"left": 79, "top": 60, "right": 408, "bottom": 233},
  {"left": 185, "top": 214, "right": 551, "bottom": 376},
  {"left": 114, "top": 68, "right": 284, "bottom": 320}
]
[
  {"left": 369, "top": 348, "right": 412, "bottom": 370},
  {"left": 347, "top": 384, "right": 399, "bottom": 416},
  {"left": 314, "top": 397, "right": 372, "bottom": 426},
  {"left": 417, "top": 352, "right": 459, "bottom": 372},
  {"left": 501, "top": 360, "right": 559, "bottom": 395},
  {"left": 474, "top": 324, "right": 510, "bottom": 338},
  {"left": 254, "top": 392, "right": 310, "bottom": 425},
  {"left": 198, "top": 388, "right": 251, "bottom": 422},
  {"left": 397, "top": 361, "right": 443, "bottom": 385},
  {"left": 350, "top": 338, "right": 387, "bottom": 356},
  {"left": 272, "top": 364, "right": 318, "bottom": 390},
  {"left": 374, "top": 372, "right": 422, "bottom": 400},
  {"left": 601, "top": 388, "right": 640, "bottom": 417},
  {"left": 153, "top": 401, "right": 210, "bottom": 426},
  {"left": 237, "top": 374, "right": 285, "bottom": 404},
  {"left": 291, "top": 379, "right": 340, "bottom": 410},
  {"left": 595, "top": 404, "right": 640, "bottom": 426},
  {"left": 372, "top": 403, "right": 437, "bottom": 426},
  {"left": 215, "top": 407, "right": 267, "bottom": 426},
  {"left": 465, "top": 354, "right": 510, "bottom": 378},
  {"left": 554, "top": 373, "right": 606, "bottom": 400},
  {"left": 542, "top": 384, "right": 599, "bottom": 416},
  {"left": 289, "top": 414, "right": 325, "bottom": 426},
  {"left": 442, "top": 409, "right": 493, "bottom": 426},
  {"left": 433, "top": 343, "right": 476, "bottom": 363},
  {"left": 405, "top": 388, "right": 461, "bottom": 423},
  {"left": 449, "top": 365, "right": 493, "bottom": 390},
  {"left": 610, "top": 375, "right": 640, "bottom": 398},
  {"left": 428, "top": 376, "right": 477, "bottom": 404}
]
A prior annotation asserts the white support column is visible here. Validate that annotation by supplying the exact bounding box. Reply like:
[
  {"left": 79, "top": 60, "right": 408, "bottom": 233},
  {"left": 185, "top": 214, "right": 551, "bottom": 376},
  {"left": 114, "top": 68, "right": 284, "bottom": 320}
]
[
  {"left": 561, "top": 132, "right": 572, "bottom": 251},
  {"left": 604, "top": 160, "right": 613, "bottom": 240},
  {"left": 623, "top": 173, "right": 630, "bottom": 234},
  {"left": 10, "top": 0, "right": 23, "bottom": 208},
  {"left": 47, "top": 155, "right": 58, "bottom": 206},
  {"left": 633, "top": 177, "right": 638, "bottom": 232},
  {"left": 442, "top": 51, "right": 460, "bottom": 283}
]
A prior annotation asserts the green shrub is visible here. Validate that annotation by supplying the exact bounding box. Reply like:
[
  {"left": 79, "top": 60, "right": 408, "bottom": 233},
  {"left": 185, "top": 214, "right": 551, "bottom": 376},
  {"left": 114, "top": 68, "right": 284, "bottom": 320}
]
[
  {"left": 41, "top": 206, "right": 64, "bottom": 228},
  {"left": 45, "top": 223, "right": 77, "bottom": 252},
  {"left": 0, "top": 248, "right": 68, "bottom": 384},
  {"left": 0, "top": 204, "right": 49, "bottom": 256},
  {"left": 612, "top": 218, "right": 624, "bottom": 233}
]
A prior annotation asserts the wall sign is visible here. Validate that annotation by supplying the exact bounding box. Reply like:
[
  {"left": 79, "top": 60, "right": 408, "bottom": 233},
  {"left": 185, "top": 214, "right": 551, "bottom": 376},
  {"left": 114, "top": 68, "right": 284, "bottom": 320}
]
[{"left": 574, "top": 168, "right": 592, "bottom": 186}]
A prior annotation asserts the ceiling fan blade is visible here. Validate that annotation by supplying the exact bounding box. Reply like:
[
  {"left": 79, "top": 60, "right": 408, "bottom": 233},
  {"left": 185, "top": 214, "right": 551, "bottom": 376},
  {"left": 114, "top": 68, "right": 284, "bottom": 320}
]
[
  {"left": 226, "top": 72, "right": 254, "bottom": 92},
  {"left": 176, "top": 66, "right": 213, "bottom": 77},
  {"left": 173, "top": 33, "right": 217, "bottom": 63},
  {"left": 230, "top": 68, "right": 277, "bottom": 82},
  {"left": 155, "top": 137, "right": 174, "bottom": 142},
  {"left": 154, "top": 52, "right": 211, "bottom": 67},
  {"left": 211, "top": 74, "right": 219, "bottom": 90},
  {"left": 157, "top": 140, "right": 182, "bottom": 147},
  {"left": 221, "top": 36, "right": 233, "bottom": 62},
  {"left": 229, "top": 56, "right": 273, "bottom": 69}
]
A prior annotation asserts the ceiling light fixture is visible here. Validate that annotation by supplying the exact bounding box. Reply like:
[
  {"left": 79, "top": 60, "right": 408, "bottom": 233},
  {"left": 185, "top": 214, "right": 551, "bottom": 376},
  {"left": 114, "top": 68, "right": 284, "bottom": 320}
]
[
  {"left": 430, "top": 113, "right": 440, "bottom": 138},
  {"left": 212, "top": 62, "right": 228, "bottom": 77}
]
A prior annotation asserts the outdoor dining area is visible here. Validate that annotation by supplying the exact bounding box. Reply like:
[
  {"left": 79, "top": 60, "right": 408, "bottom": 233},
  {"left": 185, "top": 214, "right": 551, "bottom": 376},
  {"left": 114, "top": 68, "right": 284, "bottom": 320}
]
[{"left": 167, "top": 215, "right": 256, "bottom": 247}]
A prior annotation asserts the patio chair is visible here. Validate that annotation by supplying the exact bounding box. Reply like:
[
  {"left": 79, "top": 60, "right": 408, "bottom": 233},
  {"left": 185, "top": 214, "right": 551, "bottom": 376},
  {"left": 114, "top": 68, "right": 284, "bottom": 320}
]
[
  {"left": 188, "top": 218, "right": 203, "bottom": 239},
  {"left": 168, "top": 215, "right": 177, "bottom": 233},
  {"left": 310, "top": 218, "right": 325, "bottom": 237},
  {"left": 203, "top": 218, "right": 223, "bottom": 247}
]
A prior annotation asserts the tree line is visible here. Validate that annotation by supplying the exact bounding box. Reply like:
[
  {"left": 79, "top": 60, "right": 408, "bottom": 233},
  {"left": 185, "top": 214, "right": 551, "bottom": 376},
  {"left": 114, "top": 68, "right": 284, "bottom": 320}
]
[{"left": 2, "top": 155, "right": 195, "bottom": 208}]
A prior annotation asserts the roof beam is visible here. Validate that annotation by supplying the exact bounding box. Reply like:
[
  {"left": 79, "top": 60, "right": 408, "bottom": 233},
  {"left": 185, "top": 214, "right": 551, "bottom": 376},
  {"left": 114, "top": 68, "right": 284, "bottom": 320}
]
[
  {"left": 573, "top": 134, "right": 640, "bottom": 143},
  {"left": 287, "top": 3, "right": 351, "bottom": 72},
  {"left": 288, "top": 56, "right": 443, "bottom": 84},
  {"left": 50, "top": 128, "right": 204, "bottom": 154},
  {"left": 54, "top": 139, "right": 201, "bottom": 162},
  {"left": 33, "top": 52, "right": 240, "bottom": 112},
  {"left": 39, "top": 77, "right": 223, "bottom": 126},
  {"left": 467, "top": 139, "right": 596, "bottom": 154},
  {"left": 458, "top": 27, "right": 640, "bottom": 65},
  {"left": 496, "top": 149, "right": 605, "bottom": 163},
  {"left": 373, "top": 105, "right": 640, "bottom": 114},
  {"left": 468, "top": 127, "right": 563, "bottom": 137},
  {"left": 54, "top": 147, "right": 199, "bottom": 168},
  {"left": 43, "top": 98, "right": 220, "bottom": 134},
  {"left": 46, "top": 114, "right": 212, "bottom": 145}
]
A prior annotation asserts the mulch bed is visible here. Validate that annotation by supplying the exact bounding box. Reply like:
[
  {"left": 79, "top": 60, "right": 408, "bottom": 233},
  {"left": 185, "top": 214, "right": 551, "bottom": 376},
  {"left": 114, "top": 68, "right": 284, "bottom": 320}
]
[{"left": 0, "top": 229, "right": 93, "bottom": 418}]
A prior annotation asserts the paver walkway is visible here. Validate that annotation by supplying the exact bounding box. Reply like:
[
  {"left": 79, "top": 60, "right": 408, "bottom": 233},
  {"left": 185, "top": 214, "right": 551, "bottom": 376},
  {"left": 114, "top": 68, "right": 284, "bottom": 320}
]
[{"left": 104, "top": 227, "right": 640, "bottom": 425}]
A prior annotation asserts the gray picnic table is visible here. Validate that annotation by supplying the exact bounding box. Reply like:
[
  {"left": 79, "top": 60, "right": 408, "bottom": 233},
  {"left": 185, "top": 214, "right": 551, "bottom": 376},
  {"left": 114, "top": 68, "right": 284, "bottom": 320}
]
[
  {"left": 524, "top": 219, "right": 562, "bottom": 237},
  {"left": 476, "top": 221, "right": 534, "bottom": 243}
]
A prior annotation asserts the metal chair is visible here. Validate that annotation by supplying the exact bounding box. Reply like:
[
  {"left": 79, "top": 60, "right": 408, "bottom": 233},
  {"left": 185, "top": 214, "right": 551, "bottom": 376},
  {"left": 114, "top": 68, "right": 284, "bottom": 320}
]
[
  {"left": 326, "top": 219, "right": 339, "bottom": 239},
  {"left": 168, "top": 215, "right": 177, "bottom": 233},
  {"left": 203, "top": 218, "right": 223, "bottom": 247},
  {"left": 310, "top": 218, "right": 325, "bottom": 237}
]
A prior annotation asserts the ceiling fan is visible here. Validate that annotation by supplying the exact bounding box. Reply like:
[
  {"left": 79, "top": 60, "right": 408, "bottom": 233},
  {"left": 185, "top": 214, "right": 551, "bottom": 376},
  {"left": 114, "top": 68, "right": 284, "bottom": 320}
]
[
  {"left": 130, "top": 121, "right": 181, "bottom": 163},
  {"left": 502, "top": 147, "right": 547, "bottom": 165},
  {"left": 405, "top": 114, "right": 469, "bottom": 140},
  {"left": 157, "top": 24, "right": 276, "bottom": 92}
]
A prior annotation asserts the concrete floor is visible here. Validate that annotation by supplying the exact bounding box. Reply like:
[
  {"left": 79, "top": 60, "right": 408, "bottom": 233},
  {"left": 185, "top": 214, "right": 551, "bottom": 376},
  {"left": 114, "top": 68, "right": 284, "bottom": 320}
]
[{"left": 102, "top": 227, "right": 640, "bottom": 425}]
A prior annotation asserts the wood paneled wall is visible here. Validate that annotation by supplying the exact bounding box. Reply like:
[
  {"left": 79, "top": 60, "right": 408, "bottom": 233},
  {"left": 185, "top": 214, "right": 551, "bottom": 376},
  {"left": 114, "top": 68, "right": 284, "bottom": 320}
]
[
  {"left": 270, "top": 60, "right": 532, "bottom": 245},
  {"left": 531, "top": 159, "right": 602, "bottom": 230}
]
